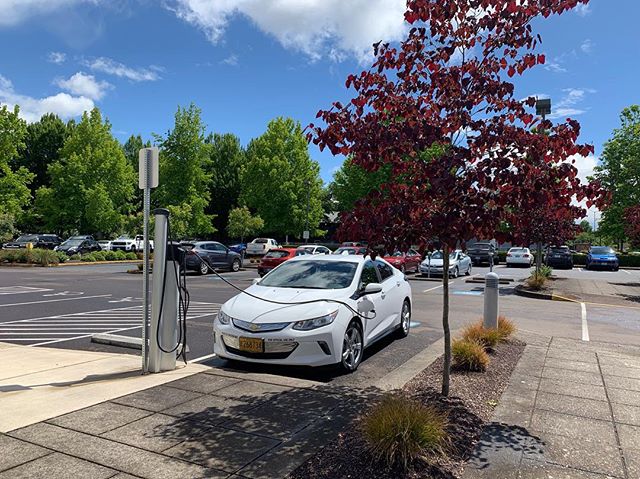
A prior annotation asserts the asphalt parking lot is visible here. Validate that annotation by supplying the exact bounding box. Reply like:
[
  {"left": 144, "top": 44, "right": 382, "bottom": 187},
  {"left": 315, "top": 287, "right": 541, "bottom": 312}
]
[{"left": 1, "top": 262, "right": 639, "bottom": 385}]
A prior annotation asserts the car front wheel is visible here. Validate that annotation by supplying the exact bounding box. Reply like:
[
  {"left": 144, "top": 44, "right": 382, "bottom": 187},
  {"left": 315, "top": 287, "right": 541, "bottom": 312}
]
[
  {"left": 397, "top": 300, "right": 411, "bottom": 338},
  {"left": 199, "top": 260, "right": 209, "bottom": 275},
  {"left": 341, "top": 321, "right": 363, "bottom": 372},
  {"left": 231, "top": 258, "right": 241, "bottom": 272}
]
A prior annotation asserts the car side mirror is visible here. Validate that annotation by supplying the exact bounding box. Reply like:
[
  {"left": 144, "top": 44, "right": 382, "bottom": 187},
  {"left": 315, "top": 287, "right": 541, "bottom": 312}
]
[{"left": 362, "top": 283, "right": 382, "bottom": 295}]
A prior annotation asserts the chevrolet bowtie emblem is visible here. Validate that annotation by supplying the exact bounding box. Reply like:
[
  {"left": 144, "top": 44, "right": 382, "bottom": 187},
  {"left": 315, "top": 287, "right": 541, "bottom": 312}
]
[{"left": 250, "top": 323, "right": 259, "bottom": 331}]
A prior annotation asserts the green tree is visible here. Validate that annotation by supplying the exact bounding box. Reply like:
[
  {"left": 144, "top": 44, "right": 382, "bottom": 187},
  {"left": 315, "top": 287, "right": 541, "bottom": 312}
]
[
  {"left": 35, "top": 108, "right": 135, "bottom": 236},
  {"left": 594, "top": 105, "right": 640, "bottom": 249},
  {"left": 13, "top": 113, "right": 68, "bottom": 192},
  {"left": 0, "top": 212, "right": 17, "bottom": 243},
  {"left": 155, "top": 104, "right": 215, "bottom": 238},
  {"left": 227, "top": 206, "right": 264, "bottom": 243},
  {"left": 0, "top": 105, "right": 32, "bottom": 220},
  {"left": 240, "top": 117, "right": 324, "bottom": 238},
  {"left": 579, "top": 219, "right": 592, "bottom": 233},
  {"left": 206, "top": 133, "right": 244, "bottom": 233},
  {"left": 328, "top": 158, "right": 391, "bottom": 212}
]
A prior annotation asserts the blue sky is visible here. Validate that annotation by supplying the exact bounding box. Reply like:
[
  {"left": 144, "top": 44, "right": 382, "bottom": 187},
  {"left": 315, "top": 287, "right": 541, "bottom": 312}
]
[{"left": 0, "top": 0, "right": 637, "bottom": 199}]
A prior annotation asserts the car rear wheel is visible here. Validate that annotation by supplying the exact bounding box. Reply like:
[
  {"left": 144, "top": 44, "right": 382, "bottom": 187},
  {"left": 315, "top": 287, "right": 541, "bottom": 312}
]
[
  {"left": 341, "top": 322, "right": 363, "bottom": 373},
  {"left": 199, "top": 260, "right": 209, "bottom": 275},
  {"left": 465, "top": 264, "right": 472, "bottom": 276},
  {"left": 397, "top": 300, "right": 411, "bottom": 338},
  {"left": 231, "top": 258, "right": 241, "bottom": 272},
  {"left": 452, "top": 267, "right": 459, "bottom": 278}
]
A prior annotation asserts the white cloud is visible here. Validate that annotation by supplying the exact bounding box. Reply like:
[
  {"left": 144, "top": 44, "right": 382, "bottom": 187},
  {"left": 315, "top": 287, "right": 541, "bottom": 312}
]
[
  {"left": 221, "top": 54, "right": 239, "bottom": 66},
  {"left": 55, "top": 72, "right": 111, "bottom": 100},
  {"left": 166, "top": 0, "right": 407, "bottom": 63},
  {"left": 0, "top": 74, "right": 93, "bottom": 122},
  {"left": 85, "top": 57, "right": 161, "bottom": 82},
  {"left": 47, "top": 51, "right": 67, "bottom": 64},
  {"left": 574, "top": 3, "right": 592, "bottom": 17},
  {"left": 544, "top": 58, "right": 567, "bottom": 73},
  {"left": 547, "top": 88, "right": 596, "bottom": 119},
  {"left": 0, "top": 0, "right": 98, "bottom": 26},
  {"left": 580, "top": 39, "right": 593, "bottom": 54}
]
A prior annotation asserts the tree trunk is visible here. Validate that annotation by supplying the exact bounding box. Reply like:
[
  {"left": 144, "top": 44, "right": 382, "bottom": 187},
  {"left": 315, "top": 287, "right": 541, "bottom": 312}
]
[
  {"left": 536, "top": 242, "right": 542, "bottom": 274},
  {"left": 441, "top": 244, "right": 451, "bottom": 397}
]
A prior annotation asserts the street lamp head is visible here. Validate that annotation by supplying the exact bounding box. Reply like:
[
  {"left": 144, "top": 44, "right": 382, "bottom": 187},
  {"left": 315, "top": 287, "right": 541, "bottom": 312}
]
[{"left": 536, "top": 98, "right": 551, "bottom": 116}]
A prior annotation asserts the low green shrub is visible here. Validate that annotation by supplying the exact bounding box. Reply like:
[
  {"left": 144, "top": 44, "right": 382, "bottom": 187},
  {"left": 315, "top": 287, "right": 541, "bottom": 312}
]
[
  {"left": 114, "top": 250, "right": 126, "bottom": 260},
  {"left": 92, "top": 251, "right": 107, "bottom": 261},
  {"left": 125, "top": 252, "right": 137, "bottom": 260},
  {"left": 537, "top": 265, "right": 553, "bottom": 278},
  {"left": 0, "top": 248, "right": 61, "bottom": 266},
  {"left": 104, "top": 251, "right": 118, "bottom": 261},
  {"left": 452, "top": 338, "right": 490, "bottom": 371},
  {"left": 526, "top": 273, "right": 547, "bottom": 290},
  {"left": 31, "top": 249, "right": 60, "bottom": 266},
  {"left": 69, "top": 253, "right": 81, "bottom": 261},
  {"left": 361, "top": 394, "right": 448, "bottom": 470},
  {"left": 462, "top": 322, "right": 502, "bottom": 350},
  {"left": 81, "top": 253, "right": 96, "bottom": 262}
]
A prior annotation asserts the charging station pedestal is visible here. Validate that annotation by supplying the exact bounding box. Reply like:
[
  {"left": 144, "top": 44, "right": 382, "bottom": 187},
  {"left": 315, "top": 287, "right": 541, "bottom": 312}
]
[{"left": 149, "top": 208, "right": 179, "bottom": 372}]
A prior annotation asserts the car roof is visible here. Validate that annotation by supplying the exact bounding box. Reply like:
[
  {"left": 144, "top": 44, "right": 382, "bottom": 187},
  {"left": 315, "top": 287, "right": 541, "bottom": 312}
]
[
  {"left": 269, "top": 248, "right": 297, "bottom": 252},
  {"left": 288, "top": 253, "right": 370, "bottom": 263}
]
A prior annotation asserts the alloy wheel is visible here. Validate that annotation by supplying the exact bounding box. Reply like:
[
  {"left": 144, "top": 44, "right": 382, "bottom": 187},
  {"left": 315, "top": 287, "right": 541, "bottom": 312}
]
[
  {"left": 232, "top": 259, "right": 241, "bottom": 272},
  {"left": 341, "top": 324, "right": 363, "bottom": 372},
  {"left": 199, "top": 261, "right": 209, "bottom": 275},
  {"left": 398, "top": 300, "right": 411, "bottom": 338}
]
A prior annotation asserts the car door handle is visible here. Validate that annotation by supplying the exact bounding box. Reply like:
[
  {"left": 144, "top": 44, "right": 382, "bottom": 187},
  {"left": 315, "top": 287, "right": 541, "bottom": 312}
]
[
  {"left": 396, "top": 281, "right": 401, "bottom": 287},
  {"left": 381, "top": 292, "right": 386, "bottom": 299}
]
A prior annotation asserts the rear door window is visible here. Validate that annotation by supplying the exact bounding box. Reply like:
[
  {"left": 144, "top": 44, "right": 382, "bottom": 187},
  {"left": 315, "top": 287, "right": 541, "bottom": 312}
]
[
  {"left": 359, "top": 261, "right": 380, "bottom": 289},
  {"left": 375, "top": 260, "right": 395, "bottom": 281}
]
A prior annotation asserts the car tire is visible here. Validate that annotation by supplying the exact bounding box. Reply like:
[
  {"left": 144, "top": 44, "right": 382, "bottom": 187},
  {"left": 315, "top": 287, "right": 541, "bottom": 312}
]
[
  {"left": 453, "top": 267, "right": 459, "bottom": 278},
  {"left": 130, "top": 245, "right": 136, "bottom": 253},
  {"left": 199, "top": 260, "right": 209, "bottom": 275},
  {"left": 613, "top": 266, "right": 619, "bottom": 272},
  {"left": 340, "top": 321, "right": 363, "bottom": 373},
  {"left": 396, "top": 300, "right": 411, "bottom": 338},
  {"left": 231, "top": 259, "right": 241, "bottom": 272},
  {"left": 465, "top": 264, "right": 472, "bottom": 276}
]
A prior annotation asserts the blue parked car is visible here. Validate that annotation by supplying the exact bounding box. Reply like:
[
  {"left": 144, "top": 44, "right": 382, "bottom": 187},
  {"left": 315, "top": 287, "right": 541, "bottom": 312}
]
[
  {"left": 228, "top": 243, "right": 247, "bottom": 254},
  {"left": 585, "top": 246, "right": 619, "bottom": 271}
]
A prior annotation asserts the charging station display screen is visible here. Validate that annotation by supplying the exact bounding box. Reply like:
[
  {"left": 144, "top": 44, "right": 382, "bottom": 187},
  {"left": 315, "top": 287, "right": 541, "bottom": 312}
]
[{"left": 259, "top": 260, "right": 358, "bottom": 290}]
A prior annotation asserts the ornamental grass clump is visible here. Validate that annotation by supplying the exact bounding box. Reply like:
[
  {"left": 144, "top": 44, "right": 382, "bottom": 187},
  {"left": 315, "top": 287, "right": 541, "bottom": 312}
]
[
  {"left": 452, "top": 338, "right": 490, "bottom": 372},
  {"left": 361, "top": 394, "right": 448, "bottom": 471},
  {"left": 497, "top": 316, "right": 516, "bottom": 341},
  {"left": 462, "top": 322, "right": 501, "bottom": 351}
]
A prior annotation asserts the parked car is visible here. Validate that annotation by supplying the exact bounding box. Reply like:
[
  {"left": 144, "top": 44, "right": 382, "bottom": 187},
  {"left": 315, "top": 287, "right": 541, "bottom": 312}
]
[
  {"left": 506, "top": 247, "right": 534, "bottom": 267},
  {"left": 68, "top": 235, "right": 95, "bottom": 241},
  {"left": 246, "top": 238, "right": 280, "bottom": 256},
  {"left": 2, "top": 234, "right": 62, "bottom": 250},
  {"left": 419, "top": 250, "right": 472, "bottom": 277},
  {"left": 111, "top": 235, "right": 154, "bottom": 252},
  {"left": 55, "top": 238, "right": 102, "bottom": 255},
  {"left": 586, "top": 246, "right": 619, "bottom": 271},
  {"left": 213, "top": 255, "right": 412, "bottom": 372},
  {"left": 295, "top": 245, "right": 332, "bottom": 256},
  {"left": 382, "top": 249, "right": 422, "bottom": 273},
  {"left": 229, "top": 243, "right": 247, "bottom": 254},
  {"left": 98, "top": 240, "right": 112, "bottom": 251},
  {"left": 258, "top": 248, "right": 297, "bottom": 277},
  {"left": 544, "top": 246, "right": 573, "bottom": 269},
  {"left": 185, "top": 241, "right": 243, "bottom": 274},
  {"left": 340, "top": 241, "right": 368, "bottom": 247},
  {"left": 467, "top": 241, "right": 499, "bottom": 265},
  {"left": 334, "top": 246, "right": 368, "bottom": 255}
]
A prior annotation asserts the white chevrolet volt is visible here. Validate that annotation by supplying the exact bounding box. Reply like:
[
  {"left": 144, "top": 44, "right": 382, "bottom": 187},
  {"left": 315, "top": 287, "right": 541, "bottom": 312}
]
[{"left": 213, "top": 255, "right": 413, "bottom": 372}]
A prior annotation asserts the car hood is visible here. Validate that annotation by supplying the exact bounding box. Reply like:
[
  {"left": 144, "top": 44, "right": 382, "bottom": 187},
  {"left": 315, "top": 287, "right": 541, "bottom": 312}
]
[
  {"left": 222, "top": 285, "right": 351, "bottom": 324},
  {"left": 590, "top": 254, "right": 617, "bottom": 260},
  {"left": 421, "top": 258, "right": 457, "bottom": 267}
]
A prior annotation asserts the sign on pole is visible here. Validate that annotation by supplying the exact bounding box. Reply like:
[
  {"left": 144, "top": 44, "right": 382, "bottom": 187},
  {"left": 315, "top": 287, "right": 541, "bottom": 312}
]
[
  {"left": 303, "top": 230, "right": 310, "bottom": 240},
  {"left": 139, "top": 147, "right": 158, "bottom": 374}
]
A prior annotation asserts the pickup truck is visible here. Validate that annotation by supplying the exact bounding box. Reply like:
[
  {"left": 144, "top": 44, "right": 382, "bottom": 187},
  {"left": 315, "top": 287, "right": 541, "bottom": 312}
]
[
  {"left": 110, "top": 235, "right": 154, "bottom": 252},
  {"left": 467, "top": 241, "right": 499, "bottom": 266},
  {"left": 246, "top": 238, "right": 280, "bottom": 256}
]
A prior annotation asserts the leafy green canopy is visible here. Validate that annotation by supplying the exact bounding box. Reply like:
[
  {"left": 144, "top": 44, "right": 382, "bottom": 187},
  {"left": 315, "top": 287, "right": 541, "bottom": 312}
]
[
  {"left": 240, "top": 117, "right": 324, "bottom": 237},
  {"left": 227, "top": 206, "right": 264, "bottom": 242},
  {"left": 328, "top": 158, "right": 391, "bottom": 213},
  {"left": 595, "top": 105, "right": 640, "bottom": 244},
  {"left": 35, "top": 108, "right": 135, "bottom": 236}
]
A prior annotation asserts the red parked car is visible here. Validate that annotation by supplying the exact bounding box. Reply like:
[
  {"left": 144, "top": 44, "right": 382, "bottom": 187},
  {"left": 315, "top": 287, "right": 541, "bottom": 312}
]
[
  {"left": 258, "top": 248, "right": 297, "bottom": 277},
  {"left": 382, "top": 249, "right": 422, "bottom": 273}
]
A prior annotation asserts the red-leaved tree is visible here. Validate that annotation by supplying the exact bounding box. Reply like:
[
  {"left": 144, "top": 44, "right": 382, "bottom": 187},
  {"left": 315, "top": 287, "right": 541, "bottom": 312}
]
[
  {"left": 624, "top": 205, "right": 640, "bottom": 249},
  {"left": 310, "top": 0, "right": 603, "bottom": 395}
]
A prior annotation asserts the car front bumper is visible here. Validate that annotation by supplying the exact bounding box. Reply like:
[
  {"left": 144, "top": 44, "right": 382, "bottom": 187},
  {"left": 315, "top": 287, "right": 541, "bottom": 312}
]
[
  {"left": 506, "top": 257, "right": 532, "bottom": 265},
  {"left": 213, "top": 320, "right": 341, "bottom": 367}
]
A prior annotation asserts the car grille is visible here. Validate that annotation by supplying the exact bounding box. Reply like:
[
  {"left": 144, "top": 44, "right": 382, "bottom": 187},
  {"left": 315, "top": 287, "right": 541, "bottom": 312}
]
[{"left": 232, "top": 319, "right": 289, "bottom": 333}]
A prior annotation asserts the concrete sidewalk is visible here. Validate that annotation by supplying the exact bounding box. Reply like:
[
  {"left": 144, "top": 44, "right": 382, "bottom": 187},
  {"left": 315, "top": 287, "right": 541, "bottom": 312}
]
[
  {"left": 464, "top": 333, "right": 640, "bottom": 478},
  {"left": 552, "top": 277, "right": 640, "bottom": 307},
  {"left": 0, "top": 342, "right": 209, "bottom": 432}
]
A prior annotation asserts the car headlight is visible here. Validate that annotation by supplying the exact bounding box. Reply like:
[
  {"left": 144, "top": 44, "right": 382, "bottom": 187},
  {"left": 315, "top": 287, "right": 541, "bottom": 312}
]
[
  {"left": 293, "top": 310, "right": 338, "bottom": 331},
  {"left": 217, "top": 310, "right": 231, "bottom": 325}
]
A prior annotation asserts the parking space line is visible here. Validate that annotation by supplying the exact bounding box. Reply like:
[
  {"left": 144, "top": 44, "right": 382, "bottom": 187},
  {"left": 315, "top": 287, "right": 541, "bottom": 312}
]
[
  {"left": 189, "top": 353, "right": 217, "bottom": 363},
  {"left": 0, "top": 294, "right": 111, "bottom": 308},
  {"left": 581, "top": 302, "right": 589, "bottom": 342},
  {"left": 0, "top": 286, "right": 54, "bottom": 295},
  {"left": 423, "top": 281, "right": 454, "bottom": 293}
]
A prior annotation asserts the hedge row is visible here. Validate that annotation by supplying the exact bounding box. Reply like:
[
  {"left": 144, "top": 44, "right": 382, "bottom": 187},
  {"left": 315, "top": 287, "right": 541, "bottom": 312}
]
[{"left": 0, "top": 248, "right": 139, "bottom": 266}]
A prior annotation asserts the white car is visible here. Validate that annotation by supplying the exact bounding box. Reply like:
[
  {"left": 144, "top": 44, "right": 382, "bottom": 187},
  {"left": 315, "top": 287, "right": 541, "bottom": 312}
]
[
  {"left": 246, "top": 238, "right": 280, "bottom": 256},
  {"left": 213, "top": 255, "right": 412, "bottom": 372},
  {"left": 110, "top": 235, "right": 154, "bottom": 252},
  {"left": 98, "top": 240, "right": 112, "bottom": 251},
  {"left": 295, "top": 244, "right": 332, "bottom": 256},
  {"left": 419, "top": 249, "right": 472, "bottom": 277},
  {"left": 506, "top": 247, "right": 534, "bottom": 267}
]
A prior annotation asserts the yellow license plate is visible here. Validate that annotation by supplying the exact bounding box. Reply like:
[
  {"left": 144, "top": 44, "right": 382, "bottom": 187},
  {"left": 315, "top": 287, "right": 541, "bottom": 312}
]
[{"left": 238, "top": 337, "right": 264, "bottom": 353}]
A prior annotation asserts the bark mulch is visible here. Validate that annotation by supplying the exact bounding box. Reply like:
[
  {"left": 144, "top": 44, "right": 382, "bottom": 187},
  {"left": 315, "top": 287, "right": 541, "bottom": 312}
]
[{"left": 288, "top": 339, "right": 525, "bottom": 479}]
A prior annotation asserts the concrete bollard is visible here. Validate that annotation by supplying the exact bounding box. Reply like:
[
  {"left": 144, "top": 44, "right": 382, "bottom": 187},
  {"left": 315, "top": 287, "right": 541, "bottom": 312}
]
[{"left": 483, "top": 272, "right": 499, "bottom": 329}]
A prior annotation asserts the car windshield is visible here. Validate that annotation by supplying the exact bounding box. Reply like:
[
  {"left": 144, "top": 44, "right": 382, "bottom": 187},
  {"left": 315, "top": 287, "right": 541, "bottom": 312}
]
[
  {"left": 472, "top": 244, "right": 491, "bottom": 250},
  {"left": 510, "top": 248, "right": 526, "bottom": 253},
  {"left": 392, "top": 251, "right": 404, "bottom": 257},
  {"left": 15, "top": 235, "right": 38, "bottom": 242},
  {"left": 550, "top": 247, "right": 568, "bottom": 253},
  {"left": 264, "top": 250, "right": 290, "bottom": 259},
  {"left": 253, "top": 238, "right": 268, "bottom": 244},
  {"left": 592, "top": 247, "right": 614, "bottom": 254},
  {"left": 297, "top": 247, "right": 315, "bottom": 254},
  {"left": 334, "top": 248, "right": 356, "bottom": 255},
  {"left": 429, "top": 251, "right": 457, "bottom": 260},
  {"left": 62, "top": 239, "right": 83, "bottom": 246},
  {"left": 259, "top": 260, "right": 358, "bottom": 289}
]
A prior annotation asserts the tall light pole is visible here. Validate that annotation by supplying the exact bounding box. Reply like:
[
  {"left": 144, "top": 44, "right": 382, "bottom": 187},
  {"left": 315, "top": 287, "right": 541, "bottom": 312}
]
[
  {"left": 304, "top": 178, "right": 311, "bottom": 241},
  {"left": 535, "top": 98, "right": 551, "bottom": 274}
]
